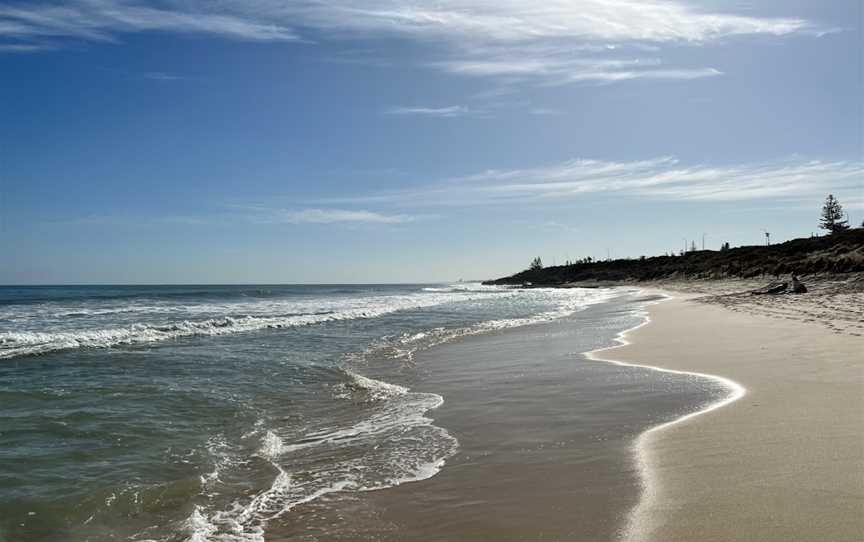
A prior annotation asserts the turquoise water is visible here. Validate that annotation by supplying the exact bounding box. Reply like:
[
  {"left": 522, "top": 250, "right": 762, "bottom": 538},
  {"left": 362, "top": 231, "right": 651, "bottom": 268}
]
[{"left": 0, "top": 283, "right": 621, "bottom": 541}]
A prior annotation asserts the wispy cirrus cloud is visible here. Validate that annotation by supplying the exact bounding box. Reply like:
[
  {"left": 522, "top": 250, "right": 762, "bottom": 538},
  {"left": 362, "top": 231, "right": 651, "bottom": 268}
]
[
  {"left": 257, "top": 0, "right": 813, "bottom": 43},
  {"left": 0, "top": 42, "right": 55, "bottom": 52},
  {"left": 440, "top": 55, "right": 724, "bottom": 82},
  {"left": 141, "top": 71, "right": 186, "bottom": 81},
  {"left": 529, "top": 108, "right": 565, "bottom": 116},
  {"left": 249, "top": 207, "right": 417, "bottom": 225},
  {"left": 0, "top": 1, "right": 825, "bottom": 86},
  {"left": 59, "top": 207, "right": 420, "bottom": 228},
  {"left": 325, "top": 156, "right": 864, "bottom": 206},
  {"left": 232, "top": 0, "right": 818, "bottom": 84},
  {"left": 0, "top": 0, "right": 298, "bottom": 48},
  {"left": 426, "top": 40, "right": 731, "bottom": 84},
  {"left": 384, "top": 105, "right": 475, "bottom": 118},
  {"left": 457, "top": 157, "right": 863, "bottom": 202}
]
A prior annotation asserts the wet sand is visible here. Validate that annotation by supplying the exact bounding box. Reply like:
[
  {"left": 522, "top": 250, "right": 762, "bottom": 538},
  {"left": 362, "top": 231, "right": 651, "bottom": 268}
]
[
  {"left": 280, "top": 295, "right": 726, "bottom": 541},
  {"left": 597, "top": 294, "right": 864, "bottom": 542},
  {"left": 272, "top": 285, "right": 863, "bottom": 541}
]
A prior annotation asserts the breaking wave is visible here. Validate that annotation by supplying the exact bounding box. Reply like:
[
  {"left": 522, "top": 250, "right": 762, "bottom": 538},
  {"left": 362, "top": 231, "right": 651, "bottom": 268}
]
[
  {"left": 0, "top": 288, "right": 518, "bottom": 360},
  {"left": 353, "top": 287, "right": 619, "bottom": 364},
  {"left": 183, "top": 371, "right": 456, "bottom": 542},
  {"left": 1, "top": 283, "right": 627, "bottom": 541}
]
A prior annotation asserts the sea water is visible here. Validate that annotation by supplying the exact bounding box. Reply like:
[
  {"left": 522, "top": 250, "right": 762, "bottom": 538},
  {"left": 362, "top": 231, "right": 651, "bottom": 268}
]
[{"left": 0, "top": 283, "right": 626, "bottom": 541}]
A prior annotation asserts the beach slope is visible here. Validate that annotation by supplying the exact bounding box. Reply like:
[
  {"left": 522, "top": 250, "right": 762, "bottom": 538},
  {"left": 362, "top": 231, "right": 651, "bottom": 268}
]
[{"left": 597, "top": 295, "right": 864, "bottom": 542}]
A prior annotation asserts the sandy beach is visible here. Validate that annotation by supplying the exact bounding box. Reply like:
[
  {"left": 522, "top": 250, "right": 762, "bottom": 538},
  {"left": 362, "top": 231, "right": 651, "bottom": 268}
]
[
  {"left": 5, "top": 1, "right": 861, "bottom": 539},
  {"left": 274, "top": 292, "right": 727, "bottom": 541},
  {"left": 270, "top": 281, "right": 864, "bottom": 541},
  {"left": 594, "top": 287, "right": 864, "bottom": 542},
  {"left": 648, "top": 274, "right": 864, "bottom": 337},
  {"left": 4, "top": 283, "right": 861, "bottom": 541}
]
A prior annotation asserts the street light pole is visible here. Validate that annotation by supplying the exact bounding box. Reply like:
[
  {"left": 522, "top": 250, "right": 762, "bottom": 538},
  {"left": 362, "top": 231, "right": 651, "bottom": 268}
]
[{"left": 761, "top": 229, "right": 770, "bottom": 246}]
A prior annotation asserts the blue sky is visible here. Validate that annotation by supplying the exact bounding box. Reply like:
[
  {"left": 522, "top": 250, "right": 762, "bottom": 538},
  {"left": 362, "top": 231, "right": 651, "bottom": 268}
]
[{"left": 1, "top": 0, "right": 861, "bottom": 284}]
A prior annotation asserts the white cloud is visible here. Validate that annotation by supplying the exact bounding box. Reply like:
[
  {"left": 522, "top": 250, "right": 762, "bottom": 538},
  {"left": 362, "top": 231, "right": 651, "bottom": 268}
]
[
  {"left": 0, "top": 1, "right": 821, "bottom": 86},
  {"left": 428, "top": 43, "right": 728, "bottom": 84},
  {"left": 529, "top": 108, "right": 565, "bottom": 116},
  {"left": 141, "top": 71, "right": 185, "bottom": 81},
  {"left": 239, "top": 0, "right": 812, "bottom": 84},
  {"left": 0, "top": 1, "right": 298, "bottom": 47},
  {"left": 61, "top": 208, "right": 418, "bottom": 227},
  {"left": 563, "top": 66, "right": 722, "bottom": 83},
  {"left": 265, "top": 208, "right": 416, "bottom": 224},
  {"left": 262, "top": 0, "right": 811, "bottom": 43},
  {"left": 466, "top": 157, "right": 863, "bottom": 202},
  {"left": 0, "top": 42, "right": 55, "bottom": 52},
  {"left": 384, "top": 105, "right": 475, "bottom": 117},
  {"left": 332, "top": 156, "right": 863, "bottom": 206}
]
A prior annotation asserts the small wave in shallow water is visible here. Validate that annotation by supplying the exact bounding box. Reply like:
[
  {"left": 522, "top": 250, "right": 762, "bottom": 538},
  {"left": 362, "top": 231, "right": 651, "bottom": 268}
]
[
  {"left": 183, "top": 370, "right": 457, "bottom": 542},
  {"left": 351, "top": 287, "right": 618, "bottom": 364},
  {"left": 0, "top": 283, "right": 624, "bottom": 541}
]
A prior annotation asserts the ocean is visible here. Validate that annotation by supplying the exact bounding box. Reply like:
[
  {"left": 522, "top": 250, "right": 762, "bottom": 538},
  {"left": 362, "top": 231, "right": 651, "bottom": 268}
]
[{"left": 0, "top": 284, "right": 726, "bottom": 541}]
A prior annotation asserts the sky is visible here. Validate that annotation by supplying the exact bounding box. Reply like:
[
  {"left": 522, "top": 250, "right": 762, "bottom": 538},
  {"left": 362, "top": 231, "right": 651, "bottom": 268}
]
[{"left": 0, "top": 0, "right": 862, "bottom": 284}]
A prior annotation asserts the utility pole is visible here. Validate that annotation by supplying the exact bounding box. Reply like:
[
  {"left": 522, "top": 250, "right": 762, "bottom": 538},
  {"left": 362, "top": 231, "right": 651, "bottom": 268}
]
[
  {"left": 681, "top": 238, "right": 687, "bottom": 254},
  {"left": 702, "top": 233, "right": 706, "bottom": 250},
  {"left": 760, "top": 229, "right": 770, "bottom": 246}
]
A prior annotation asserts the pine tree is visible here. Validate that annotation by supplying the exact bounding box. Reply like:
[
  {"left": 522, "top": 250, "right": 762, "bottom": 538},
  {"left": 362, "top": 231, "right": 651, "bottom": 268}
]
[
  {"left": 529, "top": 257, "right": 543, "bottom": 271},
  {"left": 819, "top": 194, "right": 849, "bottom": 233}
]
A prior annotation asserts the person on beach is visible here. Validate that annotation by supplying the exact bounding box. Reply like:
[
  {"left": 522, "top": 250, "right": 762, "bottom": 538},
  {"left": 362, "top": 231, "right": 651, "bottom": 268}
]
[{"left": 791, "top": 273, "right": 807, "bottom": 293}]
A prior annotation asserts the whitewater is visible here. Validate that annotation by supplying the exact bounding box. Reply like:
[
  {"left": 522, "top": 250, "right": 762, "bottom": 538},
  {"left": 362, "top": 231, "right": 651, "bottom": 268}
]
[{"left": 0, "top": 283, "right": 620, "bottom": 541}]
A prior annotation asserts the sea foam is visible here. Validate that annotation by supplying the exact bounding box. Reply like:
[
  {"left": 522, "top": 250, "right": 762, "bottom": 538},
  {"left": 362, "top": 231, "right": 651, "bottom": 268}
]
[
  {"left": 184, "top": 371, "right": 457, "bottom": 542},
  {"left": 0, "top": 288, "right": 520, "bottom": 360}
]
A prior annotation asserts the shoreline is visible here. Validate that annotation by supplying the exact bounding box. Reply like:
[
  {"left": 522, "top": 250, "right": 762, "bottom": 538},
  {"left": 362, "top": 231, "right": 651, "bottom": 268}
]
[
  {"left": 593, "top": 289, "right": 864, "bottom": 541},
  {"left": 307, "top": 291, "right": 711, "bottom": 541},
  {"left": 585, "top": 291, "right": 748, "bottom": 541}
]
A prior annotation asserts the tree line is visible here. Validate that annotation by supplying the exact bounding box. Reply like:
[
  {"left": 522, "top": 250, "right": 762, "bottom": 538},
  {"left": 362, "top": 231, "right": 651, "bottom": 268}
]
[{"left": 525, "top": 194, "right": 859, "bottom": 272}]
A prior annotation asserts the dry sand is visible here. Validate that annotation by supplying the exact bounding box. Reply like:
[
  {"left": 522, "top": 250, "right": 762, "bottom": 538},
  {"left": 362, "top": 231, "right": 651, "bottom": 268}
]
[
  {"left": 649, "top": 273, "right": 864, "bottom": 336},
  {"left": 593, "top": 290, "right": 864, "bottom": 542}
]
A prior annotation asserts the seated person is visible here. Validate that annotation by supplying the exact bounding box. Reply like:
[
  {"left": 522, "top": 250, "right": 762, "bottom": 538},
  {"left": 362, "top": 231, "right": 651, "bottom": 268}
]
[{"left": 790, "top": 273, "right": 807, "bottom": 293}]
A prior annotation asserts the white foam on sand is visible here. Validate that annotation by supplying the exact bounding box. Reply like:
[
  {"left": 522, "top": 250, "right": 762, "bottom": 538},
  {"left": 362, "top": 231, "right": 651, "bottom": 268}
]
[
  {"left": 584, "top": 292, "right": 747, "bottom": 542},
  {"left": 351, "top": 287, "right": 621, "bottom": 364},
  {"left": 183, "top": 371, "right": 458, "bottom": 542}
]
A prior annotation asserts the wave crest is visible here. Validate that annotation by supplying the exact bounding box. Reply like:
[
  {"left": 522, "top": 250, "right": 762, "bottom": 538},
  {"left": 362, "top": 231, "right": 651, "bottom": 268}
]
[
  {"left": 0, "top": 288, "right": 518, "bottom": 360},
  {"left": 185, "top": 371, "right": 457, "bottom": 542}
]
